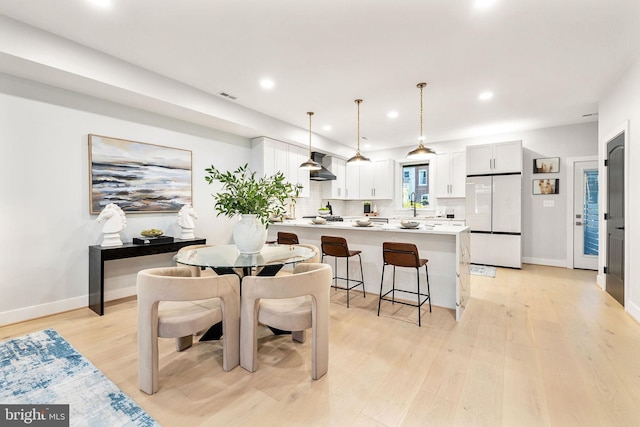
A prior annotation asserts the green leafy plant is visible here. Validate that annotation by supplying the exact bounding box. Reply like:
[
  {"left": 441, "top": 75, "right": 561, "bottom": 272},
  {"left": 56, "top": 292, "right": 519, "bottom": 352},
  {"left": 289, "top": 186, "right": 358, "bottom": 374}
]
[{"left": 205, "top": 163, "right": 301, "bottom": 226}]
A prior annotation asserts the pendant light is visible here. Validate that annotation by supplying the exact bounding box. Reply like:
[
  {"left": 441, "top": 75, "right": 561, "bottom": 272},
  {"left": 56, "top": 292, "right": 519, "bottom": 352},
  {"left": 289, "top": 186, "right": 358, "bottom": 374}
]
[
  {"left": 346, "top": 99, "right": 371, "bottom": 165},
  {"left": 299, "top": 111, "right": 322, "bottom": 170},
  {"left": 406, "top": 82, "right": 436, "bottom": 159}
]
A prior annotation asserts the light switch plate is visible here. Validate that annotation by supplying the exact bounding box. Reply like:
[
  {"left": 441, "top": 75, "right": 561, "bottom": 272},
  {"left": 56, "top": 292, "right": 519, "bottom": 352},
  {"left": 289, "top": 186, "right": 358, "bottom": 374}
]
[{"left": 543, "top": 200, "right": 555, "bottom": 208}]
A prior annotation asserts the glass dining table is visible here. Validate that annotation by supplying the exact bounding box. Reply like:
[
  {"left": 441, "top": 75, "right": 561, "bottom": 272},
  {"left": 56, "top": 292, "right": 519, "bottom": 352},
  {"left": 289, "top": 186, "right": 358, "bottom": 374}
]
[
  {"left": 173, "top": 243, "right": 318, "bottom": 340},
  {"left": 173, "top": 243, "right": 317, "bottom": 278}
]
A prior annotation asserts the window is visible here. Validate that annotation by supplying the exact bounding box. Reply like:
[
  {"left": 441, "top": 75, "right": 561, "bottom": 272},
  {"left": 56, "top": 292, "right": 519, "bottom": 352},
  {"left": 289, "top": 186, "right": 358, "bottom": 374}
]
[
  {"left": 418, "top": 169, "right": 428, "bottom": 186},
  {"left": 401, "top": 163, "right": 430, "bottom": 209}
]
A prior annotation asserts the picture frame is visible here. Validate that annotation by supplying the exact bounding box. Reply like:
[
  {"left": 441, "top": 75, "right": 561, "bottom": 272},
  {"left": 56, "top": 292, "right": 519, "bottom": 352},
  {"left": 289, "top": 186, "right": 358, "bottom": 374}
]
[
  {"left": 533, "top": 178, "right": 560, "bottom": 195},
  {"left": 89, "top": 134, "right": 192, "bottom": 214},
  {"left": 533, "top": 157, "right": 560, "bottom": 173}
]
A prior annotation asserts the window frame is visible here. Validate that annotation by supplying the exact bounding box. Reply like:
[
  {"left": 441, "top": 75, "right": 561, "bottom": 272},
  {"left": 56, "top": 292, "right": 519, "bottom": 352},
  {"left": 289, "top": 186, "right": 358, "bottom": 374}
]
[{"left": 397, "top": 160, "right": 433, "bottom": 212}]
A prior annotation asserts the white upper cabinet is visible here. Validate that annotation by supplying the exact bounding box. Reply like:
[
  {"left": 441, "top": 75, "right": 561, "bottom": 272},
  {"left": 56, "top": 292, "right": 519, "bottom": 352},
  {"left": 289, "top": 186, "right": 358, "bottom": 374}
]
[
  {"left": 436, "top": 151, "right": 466, "bottom": 198},
  {"left": 358, "top": 159, "right": 394, "bottom": 199},
  {"left": 287, "top": 145, "right": 310, "bottom": 198},
  {"left": 251, "top": 137, "right": 309, "bottom": 198},
  {"left": 322, "top": 157, "right": 346, "bottom": 199},
  {"left": 344, "top": 163, "right": 360, "bottom": 199},
  {"left": 466, "top": 141, "right": 522, "bottom": 175}
]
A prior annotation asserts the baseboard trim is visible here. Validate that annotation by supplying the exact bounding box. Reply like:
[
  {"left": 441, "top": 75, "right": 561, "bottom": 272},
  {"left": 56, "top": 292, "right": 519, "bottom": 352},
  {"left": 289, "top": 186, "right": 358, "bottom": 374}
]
[
  {"left": 0, "top": 286, "right": 138, "bottom": 326},
  {"left": 522, "top": 257, "right": 567, "bottom": 268},
  {"left": 626, "top": 300, "right": 640, "bottom": 324},
  {"left": 0, "top": 295, "right": 87, "bottom": 327}
]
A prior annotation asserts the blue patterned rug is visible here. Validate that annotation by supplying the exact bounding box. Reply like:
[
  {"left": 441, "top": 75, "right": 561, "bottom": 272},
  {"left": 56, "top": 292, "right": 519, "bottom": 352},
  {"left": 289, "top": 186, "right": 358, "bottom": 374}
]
[
  {"left": 470, "top": 264, "right": 497, "bottom": 277},
  {"left": 0, "top": 329, "right": 159, "bottom": 427}
]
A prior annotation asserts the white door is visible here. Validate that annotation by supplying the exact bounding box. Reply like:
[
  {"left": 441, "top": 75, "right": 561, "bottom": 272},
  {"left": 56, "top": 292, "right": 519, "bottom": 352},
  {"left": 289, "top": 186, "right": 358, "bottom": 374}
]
[{"left": 573, "top": 160, "right": 599, "bottom": 270}]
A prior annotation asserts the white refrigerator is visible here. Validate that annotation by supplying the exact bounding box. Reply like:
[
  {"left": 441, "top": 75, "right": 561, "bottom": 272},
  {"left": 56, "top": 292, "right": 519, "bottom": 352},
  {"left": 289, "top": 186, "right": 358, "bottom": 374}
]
[{"left": 465, "top": 174, "right": 522, "bottom": 268}]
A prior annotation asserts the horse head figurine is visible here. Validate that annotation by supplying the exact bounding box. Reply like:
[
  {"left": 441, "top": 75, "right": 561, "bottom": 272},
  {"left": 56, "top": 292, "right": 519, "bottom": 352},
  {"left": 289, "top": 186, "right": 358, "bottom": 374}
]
[
  {"left": 97, "top": 203, "right": 127, "bottom": 246},
  {"left": 177, "top": 204, "right": 197, "bottom": 239}
]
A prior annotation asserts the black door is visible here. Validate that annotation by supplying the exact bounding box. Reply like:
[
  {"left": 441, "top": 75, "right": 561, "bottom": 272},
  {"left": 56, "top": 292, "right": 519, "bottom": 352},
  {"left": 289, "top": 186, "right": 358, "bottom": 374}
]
[{"left": 606, "top": 132, "right": 624, "bottom": 306}]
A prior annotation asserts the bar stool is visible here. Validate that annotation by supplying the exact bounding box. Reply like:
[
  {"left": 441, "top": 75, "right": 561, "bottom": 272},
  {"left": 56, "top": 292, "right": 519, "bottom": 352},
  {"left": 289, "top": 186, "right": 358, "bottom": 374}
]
[
  {"left": 277, "top": 231, "right": 299, "bottom": 245},
  {"left": 320, "top": 236, "right": 365, "bottom": 308},
  {"left": 378, "top": 242, "right": 431, "bottom": 326}
]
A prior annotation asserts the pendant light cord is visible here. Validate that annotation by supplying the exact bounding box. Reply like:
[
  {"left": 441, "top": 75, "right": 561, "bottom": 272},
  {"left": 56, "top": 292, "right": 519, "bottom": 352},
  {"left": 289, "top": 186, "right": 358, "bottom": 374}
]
[
  {"left": 355, "top": 99, "right": 362, "bottom": 153},
  {"left": 417, "top": 82, "right": 426, "bottom": 146},
  {"left": 307, "top": 111, "right": 314, "bottom": 158}
]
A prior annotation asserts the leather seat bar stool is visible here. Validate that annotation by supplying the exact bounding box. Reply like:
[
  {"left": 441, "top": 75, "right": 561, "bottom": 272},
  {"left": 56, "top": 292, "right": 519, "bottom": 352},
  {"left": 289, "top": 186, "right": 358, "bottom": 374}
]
[
  {"left": 277, "top": 231, "right": 300, "bottom": 245},
  {"left": 378, "top": 242, "right": 431, "bottom": 326},
  {"left": 320, "top": 235, "right": 365, "bottom": 308}
]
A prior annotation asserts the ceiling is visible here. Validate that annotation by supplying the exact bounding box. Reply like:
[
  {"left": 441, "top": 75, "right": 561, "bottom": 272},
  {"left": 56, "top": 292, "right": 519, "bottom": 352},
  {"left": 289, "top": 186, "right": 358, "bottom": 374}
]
[{"left": 2, "top": 0, "right": 640, "bottom": 152}]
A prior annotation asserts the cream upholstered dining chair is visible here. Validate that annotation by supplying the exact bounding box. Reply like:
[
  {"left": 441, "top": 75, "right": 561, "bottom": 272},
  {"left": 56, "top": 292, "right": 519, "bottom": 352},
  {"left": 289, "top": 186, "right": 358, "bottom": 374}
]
[
  {"left": 136, "top": 267, "right": 240, "bottom": 395},
  {"left": 275, "top": 243, "right": 320, "bottom": 276},
  {"left": 240, "top": 262, "right": 332, "bottom": 379},
  {"left": 176, "top": 244, "right": 217, "bottom": 277}
]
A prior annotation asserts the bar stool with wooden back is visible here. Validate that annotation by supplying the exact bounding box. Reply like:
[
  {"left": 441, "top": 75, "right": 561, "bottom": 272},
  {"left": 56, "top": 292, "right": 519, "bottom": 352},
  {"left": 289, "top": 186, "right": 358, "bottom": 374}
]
[
  {"left": 320, "top": 235, "right": 365, "bottom": 308},
  {"left": 277, "top": 231, "right": 299, "bottom": 245},
  {"left": 378, "top": 242, "right": 432, "bottom": 326}
]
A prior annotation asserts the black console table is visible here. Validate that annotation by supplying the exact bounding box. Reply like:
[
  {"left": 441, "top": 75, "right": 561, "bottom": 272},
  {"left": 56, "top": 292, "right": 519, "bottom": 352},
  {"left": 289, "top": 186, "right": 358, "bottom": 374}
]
[{"left": 89, "top": 238, "right": 206, "bottom": 315}]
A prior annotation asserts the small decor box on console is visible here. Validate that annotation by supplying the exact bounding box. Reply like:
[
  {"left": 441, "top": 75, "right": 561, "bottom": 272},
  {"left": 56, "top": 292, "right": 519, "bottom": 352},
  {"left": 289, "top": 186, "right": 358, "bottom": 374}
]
[{"left": 133, "top": 236, "right": 175, "bottom": 245}]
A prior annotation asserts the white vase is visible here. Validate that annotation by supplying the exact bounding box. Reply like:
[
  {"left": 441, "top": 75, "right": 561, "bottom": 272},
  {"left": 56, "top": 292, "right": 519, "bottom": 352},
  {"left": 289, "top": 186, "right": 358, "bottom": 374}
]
[{"left": 233, "top": 214, "right": 267, "bottom": 253}]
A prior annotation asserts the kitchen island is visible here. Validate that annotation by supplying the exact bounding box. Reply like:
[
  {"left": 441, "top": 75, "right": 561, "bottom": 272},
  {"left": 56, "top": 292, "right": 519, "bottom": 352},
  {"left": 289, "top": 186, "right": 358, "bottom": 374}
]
[{"left": 267, "top": 220, "right": 470, "bottom": 321}]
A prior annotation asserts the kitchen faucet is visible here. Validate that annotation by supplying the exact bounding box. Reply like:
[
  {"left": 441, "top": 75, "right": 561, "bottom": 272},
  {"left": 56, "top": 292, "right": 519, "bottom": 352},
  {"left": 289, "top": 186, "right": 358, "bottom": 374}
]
[{"left": 410, "top": 192, "right": 417, "bottom": 217}]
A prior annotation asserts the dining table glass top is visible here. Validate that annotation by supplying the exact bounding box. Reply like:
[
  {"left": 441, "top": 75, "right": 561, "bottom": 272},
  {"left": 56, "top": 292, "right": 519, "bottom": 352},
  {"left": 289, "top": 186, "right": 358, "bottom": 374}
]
[{"left": 173, "top": 244, "right": 316, "bottom": 269}]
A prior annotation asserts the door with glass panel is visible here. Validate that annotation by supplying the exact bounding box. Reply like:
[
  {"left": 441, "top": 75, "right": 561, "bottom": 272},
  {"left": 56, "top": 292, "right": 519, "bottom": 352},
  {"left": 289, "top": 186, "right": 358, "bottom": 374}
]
[{"left": 573, "top": 160, "right": 598, "bottom": 270}]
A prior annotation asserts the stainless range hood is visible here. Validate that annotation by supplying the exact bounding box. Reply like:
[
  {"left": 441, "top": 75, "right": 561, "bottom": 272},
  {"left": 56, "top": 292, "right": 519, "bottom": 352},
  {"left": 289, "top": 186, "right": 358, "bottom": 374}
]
[{"left": 309, "top": 152, "right": 336, "bottom": 181}]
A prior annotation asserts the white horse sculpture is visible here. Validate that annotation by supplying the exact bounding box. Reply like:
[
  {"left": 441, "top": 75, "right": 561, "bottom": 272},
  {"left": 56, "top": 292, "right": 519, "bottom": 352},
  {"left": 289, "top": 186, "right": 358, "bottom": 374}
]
[
  {"left": 97, "top": 203, "right": 127, "bottom": 247},
  {"left": 177, "top": 204, "right": 198, "bottom": 239}
]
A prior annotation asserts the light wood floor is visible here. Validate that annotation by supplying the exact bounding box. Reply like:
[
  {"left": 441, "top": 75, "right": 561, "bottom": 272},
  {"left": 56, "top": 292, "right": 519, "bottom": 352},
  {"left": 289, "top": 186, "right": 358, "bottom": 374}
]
[{"left": 2, "top": 264, "right": 640, "bottom": 426}]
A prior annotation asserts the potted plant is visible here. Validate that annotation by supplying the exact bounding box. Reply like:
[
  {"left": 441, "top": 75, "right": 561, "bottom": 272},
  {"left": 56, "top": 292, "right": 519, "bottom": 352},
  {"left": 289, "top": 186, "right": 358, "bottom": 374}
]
[
  {"left": 205, "top": 163, "right": 300, "bottom": 253},
  {"left": 317, "top": 206, "right": 331, "bottom": 216}
]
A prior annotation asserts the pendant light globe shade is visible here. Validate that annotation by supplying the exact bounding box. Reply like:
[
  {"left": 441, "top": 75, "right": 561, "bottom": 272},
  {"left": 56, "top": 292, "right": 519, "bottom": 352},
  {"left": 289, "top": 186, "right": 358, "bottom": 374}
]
[
  {"left": 406, "top": 144, "right": 436, "bottom": 160},
  {"left": 300, "top": 111, "right": 322, "bottom": 170},
  {"left": 346, "top": 151, "right": 371, "bottom": 164},
  {"left": 407, "top": 82, "right": 436, "bottom": 159},
  {"left": 347, "top": 99, "right": 371, "bottom": 165},
  {"left": 300, "top": 158, "right": 322, "bottom": 170}
]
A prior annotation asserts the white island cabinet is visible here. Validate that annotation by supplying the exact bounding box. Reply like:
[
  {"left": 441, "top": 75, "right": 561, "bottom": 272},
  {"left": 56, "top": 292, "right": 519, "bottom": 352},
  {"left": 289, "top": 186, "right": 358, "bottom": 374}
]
[{"left": 267, "top": 221, "right": 471, "bottom": 321}]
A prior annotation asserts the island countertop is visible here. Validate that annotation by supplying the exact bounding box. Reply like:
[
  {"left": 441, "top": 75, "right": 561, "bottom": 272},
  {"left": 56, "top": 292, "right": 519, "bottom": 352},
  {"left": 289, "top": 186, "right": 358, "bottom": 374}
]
[
  {"left": 267, "top": 220, "right": 471, "bottom": 321},
  {"left": 271, "top": 219, "right": 469, "bottom": 236}
]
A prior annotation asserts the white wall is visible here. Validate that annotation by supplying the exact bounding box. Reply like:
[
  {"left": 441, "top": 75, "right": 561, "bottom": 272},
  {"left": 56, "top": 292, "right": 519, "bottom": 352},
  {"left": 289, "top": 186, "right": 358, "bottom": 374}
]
[
  {"left": 0, "top": 74, "right": 251, "bottom": 325},
  {"left": 598, "top": 53, "right": 640, "bottom": 322},
  {"left": 351, "top": 122, "right": 598, "bottom": 267}
]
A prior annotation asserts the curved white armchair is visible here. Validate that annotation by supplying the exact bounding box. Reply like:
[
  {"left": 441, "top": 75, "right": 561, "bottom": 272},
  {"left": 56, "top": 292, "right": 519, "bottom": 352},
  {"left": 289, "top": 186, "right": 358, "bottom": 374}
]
[
  {"left": 241, "top": 262, "right": 332, "bottom": 379},
  {"left": 137, "top": 267, "right": 240, "bottom": 394},
  {"left": 176, "top": 244, "right": 217, "bottom": 277}
]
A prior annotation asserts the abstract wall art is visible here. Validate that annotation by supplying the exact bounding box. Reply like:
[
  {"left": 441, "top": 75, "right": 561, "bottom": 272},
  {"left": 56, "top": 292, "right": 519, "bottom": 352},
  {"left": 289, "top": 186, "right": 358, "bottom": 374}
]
[{"left": 89, "top": 134, "right": 192, "bottom": 214}]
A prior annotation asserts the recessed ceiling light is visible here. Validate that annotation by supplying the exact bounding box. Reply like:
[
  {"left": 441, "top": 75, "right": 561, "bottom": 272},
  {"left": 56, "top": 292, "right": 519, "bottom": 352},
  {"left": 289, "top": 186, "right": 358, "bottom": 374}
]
[
  {"left": 478, "top": 91, "right": 494, "bottom": 101},
  {"left": 475, "top": 0, "right": 496, "bottom": 8},
  {"left": 322, "top": 125, "right": 332, "bottom": 131},
  {"left": 387, "top": 111, "right": 399, "bottom": 119},
  {"left": 260, "top": 79, "right": 275, "bottom": 89},
  {"left": 363, "top": 143, "right": 372, "bottom": 149},
  {"left": 88, "top": 0, "right": 112, "bottom": 8}
]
